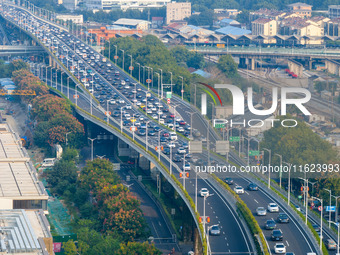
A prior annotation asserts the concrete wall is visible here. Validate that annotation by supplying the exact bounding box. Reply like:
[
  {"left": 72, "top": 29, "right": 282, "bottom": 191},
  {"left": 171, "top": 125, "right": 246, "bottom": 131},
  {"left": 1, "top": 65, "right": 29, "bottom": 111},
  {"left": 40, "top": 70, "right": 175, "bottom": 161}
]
[
  {"left": 215, "top": 105, "right": 233, "bottom": 118},
  {"left": 325, "top": 59, "right": 340, "bottom": 76},
  {"left": 0, "top": 198, "right": 13, "bottom": 209},
  {"left": 288, "top": 59, "right": 303, "bottom": 77}
]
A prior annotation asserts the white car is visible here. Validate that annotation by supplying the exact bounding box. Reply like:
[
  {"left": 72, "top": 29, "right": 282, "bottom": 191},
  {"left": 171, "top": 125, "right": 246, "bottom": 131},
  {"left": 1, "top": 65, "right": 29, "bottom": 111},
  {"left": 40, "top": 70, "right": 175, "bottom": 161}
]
[
  {"left": 183, "top": 163, "right": 191, "bottom": 171},
  {"left": 256, "top": 207, "right": 267, "bottom": 216},
  {"left": 118, "top": 99, "right": 125, "bottom": 104},
  {"left": 177, "top": 147, "right": 186, "bottom": 154},
  {"left": 168, "top": 142, "right": 176, "bottom": 148},
  {"left": 200, "top": 188, "right": 209, "bottom": 197},
  {"left": 268, "top": 203, "right": 279, "bottom": 212},
  {"left": 126, "top": 104, "right": 132, "bottom": 109},
  {"left": 234, "top": 186, "right": 244, "bottom": 194},
  {"left": 274, "top": 243, "right": 286, "bottom": 254}
]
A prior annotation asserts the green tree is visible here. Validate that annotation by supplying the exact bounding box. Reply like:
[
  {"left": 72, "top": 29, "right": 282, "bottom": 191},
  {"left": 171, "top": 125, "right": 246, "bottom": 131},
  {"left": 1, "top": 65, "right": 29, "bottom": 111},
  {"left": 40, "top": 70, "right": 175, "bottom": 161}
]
[
  {"left": 117, "top": 242, "right": 162, "bottom": 255},
  {"left": 187, "top": 52, "right": 205, "bottom": 69},
  {"left": 218, "top": 55, "right": 238, "bottom": 77},
  {"left": 63, "top": 240, "right": 77, "bottom": 255}
]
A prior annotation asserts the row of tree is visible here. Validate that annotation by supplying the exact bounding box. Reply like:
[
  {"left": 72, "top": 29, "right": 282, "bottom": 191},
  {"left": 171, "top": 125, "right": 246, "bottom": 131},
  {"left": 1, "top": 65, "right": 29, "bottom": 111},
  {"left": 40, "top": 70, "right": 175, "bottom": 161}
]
[
  {"left": 46, "top": 153, "right": 160, "bottom": 255},
  {"left": 10, "top": 61, "right": 85, "bottom": 148},
  {"left": 104, "top": 35, "right": 206, "bottom": 102}
]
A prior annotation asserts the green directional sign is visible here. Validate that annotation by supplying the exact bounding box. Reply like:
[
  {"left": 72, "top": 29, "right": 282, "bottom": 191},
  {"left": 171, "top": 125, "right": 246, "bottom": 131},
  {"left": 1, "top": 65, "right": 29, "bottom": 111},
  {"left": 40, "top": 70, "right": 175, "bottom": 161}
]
[
  {"left": 166, "top": 92, "right": 172, "bottom": 99},
  {"left": 214, "top": 123, "right": 225, "bottom": 128},
  {"left": 229, "top": 136, "right": 240, "bottom": 142},
  {"left": 249, "top": 150, "right": 260, "bottom": 156}
]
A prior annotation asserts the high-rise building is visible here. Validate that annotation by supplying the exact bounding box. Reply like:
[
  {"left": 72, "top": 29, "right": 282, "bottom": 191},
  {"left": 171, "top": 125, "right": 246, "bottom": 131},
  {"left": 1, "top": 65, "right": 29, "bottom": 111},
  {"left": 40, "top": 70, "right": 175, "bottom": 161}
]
[{"left": 166, "top": 2, "right": 191, "bottom": 25}]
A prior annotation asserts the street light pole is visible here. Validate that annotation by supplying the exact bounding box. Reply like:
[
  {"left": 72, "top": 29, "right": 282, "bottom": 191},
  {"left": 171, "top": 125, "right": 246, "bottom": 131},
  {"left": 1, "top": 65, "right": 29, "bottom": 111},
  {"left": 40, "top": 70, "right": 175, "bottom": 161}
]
[
  {"left": 120, "top": 49, "right": 125, "bottom": 70},
  {"left": 137, "top": 63, "right": 141, "bottom": 83},
  {"left": 283, "top": 161, "right": 292, "bottom": 205},
  {"left": 298, "top": 177, "right": 309, "bottom": 225},
  {"left": 65, "top": 131, "right": 71, "bottom": 146},
  {"left": 128, "top": 54, "right": 133, "bottom": 76},
  {"left": 179, "top": 76, "right": 184, "bottom": 100},
  {"left": 158, "top": 68, "right": 163, "bottom": 99},
  {"left": 274, "top": 153, "right": 283, "bottom": 188},
  {"left": 332, "top": 195, "right": 340, "bottom": 223},
  {"left": 263, "top": 148, "right": 271, "bottom": 188},
  {"left": 114, "top": 45, "right": 117, "bottom": 65},
  {"left": 88, "top": 137, "right": 97, "bottom": 161},
  {"left": 325, "top": 188, "right": 332, "bottom": 228}
]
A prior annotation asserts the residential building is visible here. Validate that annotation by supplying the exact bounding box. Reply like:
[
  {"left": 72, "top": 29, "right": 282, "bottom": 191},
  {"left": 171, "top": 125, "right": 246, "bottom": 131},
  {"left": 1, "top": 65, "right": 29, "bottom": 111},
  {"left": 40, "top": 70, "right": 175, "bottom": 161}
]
[
  {"left": 287, "top": 2, "right": 313, "bottom": 18},
  {"left": 62, "top": 0, "right": 78, "bottom": 10},
  {"left": 89, "top": 26, "right": 143, "bottom": 44},
  {"left": 166, "top": 2, "right": 191, "bottom": 24},
  {"left": 250, "top": 8, "right": 286, "bottom": 21},
  {"left": 329, "top": 5, "right": 340, "bottom": 19},
  {"left": 251, "top": 18, "right": 277, "bottom": 36},
  {"left": 152, "top": 17, "right": 164, "bottom": 29},
  {"left": 308, "top": 16, "right": 330, "bottom": 28},
  {"left": 325, "top": 18, "right": 340, "bottom": 36},
  {"left": 113, "top": 18, "right": 151, "bottom": 30},
  {"left": 56, "top": 14, "right": 83, "bottom": 24},
  {"left": 213, "top": 9, "right": 240, "bottom": 17},
  {"left": 85, "top": 0, "right": 170, "bottom": 10},
  {"left": 280, "top": 17, "right": 323, "bottom": 36}
]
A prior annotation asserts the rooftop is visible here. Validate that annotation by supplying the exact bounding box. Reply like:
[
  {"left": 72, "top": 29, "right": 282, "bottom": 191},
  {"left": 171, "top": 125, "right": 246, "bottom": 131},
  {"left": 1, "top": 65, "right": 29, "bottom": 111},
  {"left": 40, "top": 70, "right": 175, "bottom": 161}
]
[
  {"left": 252, "top": 18, "right": 273, "bottom": 24},
  {"left": 215, "top": 25, "right": 251, "bottom": 36},
  {"left": 287, "top": 2, "right": 312, "bottom": 7},
  {"left": 0, "top": 209, "right": 51, "bottom": 254},
  {"left": 114, "top": 18, "right": 151, "bottom": 26}
]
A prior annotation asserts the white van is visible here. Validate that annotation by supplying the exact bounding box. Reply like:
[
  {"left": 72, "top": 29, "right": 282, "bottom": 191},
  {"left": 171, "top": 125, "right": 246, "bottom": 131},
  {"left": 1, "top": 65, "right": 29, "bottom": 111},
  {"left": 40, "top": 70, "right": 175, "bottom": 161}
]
[
  {"left": 42, "top": 158, "right": 56, "bottom": 167},
  {"left": 170, "top": 132, "right": 177, "bottom": 141}
]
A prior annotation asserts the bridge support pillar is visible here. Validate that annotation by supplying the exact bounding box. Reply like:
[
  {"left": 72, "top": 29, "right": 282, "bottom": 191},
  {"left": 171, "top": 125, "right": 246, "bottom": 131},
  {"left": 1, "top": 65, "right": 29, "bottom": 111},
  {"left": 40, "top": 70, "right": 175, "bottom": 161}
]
[
  {"left": 249, "top": 58, "right": 255, "bottom": 70},
  {"left": 139, "top": 153, "right": 150, "bottom": 171},
  {"left": 194, "top": 228, "right": 202, "bottom": 254},
  {"left": 239, "top": 57, "right": 246, "bottom": 68},
  {"left": 309, "top": 58, "right": 313, "bottom": 70}
]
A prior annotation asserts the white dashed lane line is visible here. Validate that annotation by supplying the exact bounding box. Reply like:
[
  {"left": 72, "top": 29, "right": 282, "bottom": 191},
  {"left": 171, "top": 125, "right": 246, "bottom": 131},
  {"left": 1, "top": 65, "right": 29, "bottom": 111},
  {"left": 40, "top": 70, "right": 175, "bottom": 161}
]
[{"left": 254, "top": 199, "right": 259, "bottom": 204}]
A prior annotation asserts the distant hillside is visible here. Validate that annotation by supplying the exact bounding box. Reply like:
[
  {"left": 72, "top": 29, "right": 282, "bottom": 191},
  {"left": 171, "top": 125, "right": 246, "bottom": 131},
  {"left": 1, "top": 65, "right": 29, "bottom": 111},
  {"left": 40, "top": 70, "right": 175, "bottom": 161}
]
[{"left": 190, "top": 0, "right": 336, "bottom": 12}]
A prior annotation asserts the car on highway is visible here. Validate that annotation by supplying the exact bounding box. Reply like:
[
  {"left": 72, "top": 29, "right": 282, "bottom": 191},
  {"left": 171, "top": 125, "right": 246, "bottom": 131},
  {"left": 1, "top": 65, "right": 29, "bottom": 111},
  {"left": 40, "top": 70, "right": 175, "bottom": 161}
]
[
  {"left": 162, "top": 147, "right": 170, "bottom": 155},
  {"left": 265, "top": 220, "right": 276, "bottom": 230},
  {"left": 326, "top": 239, "right": 336, "bottom": 250},
  {"left": 168, "top": 142, "right": 176, "bottom": 148},
  {"left": 268, "top": 203, "right": 279, "bottom": 212},
  {"left": 209, "top": 225, "right": 221, "bottom": 236},
  {"left": 256, "top": 207, "right": 267, "bottom": 216},
  {"left": 274, "top": 243, "right": 286, "bottom": 254},
  {"left": 173, "top": 155, "right": 182, "bottom": 162},
  {"left": 200, "top": 188, "right": 209, "bottom": 197},
  {"left": 234, "top": 186, "right": 244, "bottom": 194},
  {"left": 183, "top": 163, "right": 191, "bottom": 171},
  {"left": 277, "top": 213, "right": 289, "bottom": 223},
  {"left": 271, "top": 229, "right": 283, "bottom": 241},
  {"left": 285, "top": 253, "right": 295, "bottom": 255},
  {"left": 225, "top": 178, "right": 233, "bottom": 185},
  {"left": 138, "top": 129, "right": 146, "bottom": 136},
  {"left": 247, "top": 183, "right": 258, "bottom": 191},
  {"left": 177, "top": 147, "right": 186, "bottom": 154},
  {"left": 312, "top": 224, "right": 320, "bottom": 233}
]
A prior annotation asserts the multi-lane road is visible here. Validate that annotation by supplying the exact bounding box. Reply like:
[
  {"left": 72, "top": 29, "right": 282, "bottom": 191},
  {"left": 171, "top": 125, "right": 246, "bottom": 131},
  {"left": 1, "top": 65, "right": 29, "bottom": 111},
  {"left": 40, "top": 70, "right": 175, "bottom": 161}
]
[{"left": 0, "top": 2, "right": 328, "bottom": 254}]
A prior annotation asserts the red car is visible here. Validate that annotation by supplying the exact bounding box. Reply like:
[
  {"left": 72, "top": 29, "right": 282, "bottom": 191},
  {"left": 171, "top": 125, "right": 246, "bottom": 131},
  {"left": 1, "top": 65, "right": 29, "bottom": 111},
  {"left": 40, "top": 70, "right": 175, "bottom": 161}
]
[
  {"left": 163, "top": 132, "right": 170, "bottom": 137},
  {"left": 169, "top": 114, "right": 175, "bottom": 118},
  {"left": 179, "top": 121, "right": 186, "bottom": 125}
]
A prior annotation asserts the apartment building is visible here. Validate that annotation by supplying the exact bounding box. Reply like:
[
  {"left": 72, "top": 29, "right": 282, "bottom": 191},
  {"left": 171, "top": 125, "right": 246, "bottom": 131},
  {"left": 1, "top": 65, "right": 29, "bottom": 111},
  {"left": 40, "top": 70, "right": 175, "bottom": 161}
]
[
  {"left": 251, "top": 18, "right": 277, "bottom": 36},
  {"left": 329, "top": 5, "right": 340, "bottom": 19},
  {"left": 250, "top": 9, "right": 286, "bottom": 21},
  {"left": 85, "top": 0, "right": 170, "bottom": 10},
  {"left": 287, "top": 2, "right": 313, "bottom": 18},
  {"left": 166, "top": 2, "right": 191, "bottom": 24}
]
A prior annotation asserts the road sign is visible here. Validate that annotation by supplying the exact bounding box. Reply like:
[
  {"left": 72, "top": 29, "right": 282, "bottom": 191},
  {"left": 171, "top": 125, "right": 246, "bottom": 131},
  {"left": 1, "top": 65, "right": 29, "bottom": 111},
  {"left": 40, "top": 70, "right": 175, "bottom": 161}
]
[
  {"left": 318, "top": 206, "right": 322, "bottom": 212},
  {"left": 130, "top": 126, "right": 137, "bottom": 132},
  {"left": 300, "top": 186, "right": 309, "bottom": 192},
  {"left": 311, "top": 202, "right": 315, "bottom": 207},
  {"left": 216, "top": 44, "right": 225, "bottom": 48},
  {"left": 146, "top": 79, "right": 152, "bottom": 83},
  {"left": 214, "top": 123, "right": 225, "bottom": 128},
  {"left": 166, "top": 92, "right": 172, "bottom": 99},
  {"left": 105, "top": 111, "right": 111, "bottom": 116},
  {"left": 326, "top": 206, "right": 336, "bottom": 212},
  {"left": 216, "top": 141, "right": 229, "bottom": 155},
  {"left": 257, "top": 161, "right": 260, "bottom": 166},
  {"left": 114, "top": 55, "right": 119, "bottom": 59},
  {"left": 167, "top": 98, "right": 171, "bottom": 104},
  {"left": 73, "top": 94, "right": 79, "bottom": 98},
  {"left": 113, "top": 163, "right": 120, "bottom": 170},
  {"left": 249, "top": 150, "right": 260, "bottom": 156},
  {"left": 229, "top": 136, "right": 240, "bottom": 142},
  {"left": 129, "top": 66, "right": 134, "bottom": 70},
  {"left": 189, "top": 141, "right": 202, "bottom": 153}
]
